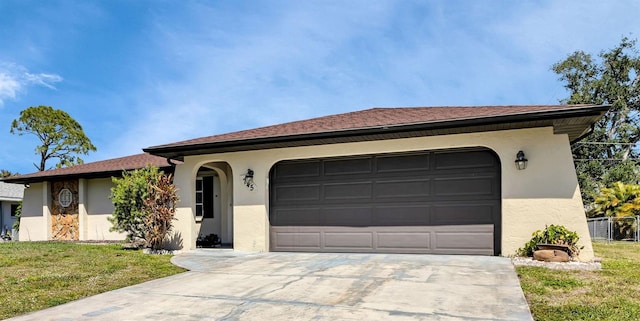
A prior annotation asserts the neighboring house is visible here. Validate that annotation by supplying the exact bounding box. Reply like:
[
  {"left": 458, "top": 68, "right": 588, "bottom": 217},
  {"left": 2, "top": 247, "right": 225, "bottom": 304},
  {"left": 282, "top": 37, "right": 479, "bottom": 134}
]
[
  {"left": 0, "top": 181, "right": 24, "bottom": 236},
  {"left": 5, "top": 105, "right": 610, "bottom": 261}
]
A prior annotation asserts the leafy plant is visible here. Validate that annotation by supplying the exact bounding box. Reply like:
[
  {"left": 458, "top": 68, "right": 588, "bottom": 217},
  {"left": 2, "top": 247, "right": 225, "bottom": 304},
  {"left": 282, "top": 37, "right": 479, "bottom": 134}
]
[
  {"left": 109, "top": 166, "right": 159, "bottom": 242},
  {"left": 591, "top": 181, "right": 640, "bottom": 239},
  {"left": 11, "top": 202, "right": 21, "bottom": 231},
  {"left": 143, "top": 174, "right": 179, "bottom": 250},
  {"left": 517, "top": 225, "right": 582, "bottom": 257},
  {"left": 109, "top": 166, "right": 179, "bottom": 250}
]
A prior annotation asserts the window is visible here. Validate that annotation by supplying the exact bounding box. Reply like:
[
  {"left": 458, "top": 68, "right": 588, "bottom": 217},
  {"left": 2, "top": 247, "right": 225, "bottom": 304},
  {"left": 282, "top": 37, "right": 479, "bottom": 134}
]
[
  {"left": 10, "top": 204, "right": 19, "bottom": 217},
  {"left": 58, "top": 189, "right": 73, "bottom": 207},
  {"left": 195, "top": 176, "right": 215, "bottom": 219},
  {"left": 195, "top": 178, "right": 204, "bottom": 219}
]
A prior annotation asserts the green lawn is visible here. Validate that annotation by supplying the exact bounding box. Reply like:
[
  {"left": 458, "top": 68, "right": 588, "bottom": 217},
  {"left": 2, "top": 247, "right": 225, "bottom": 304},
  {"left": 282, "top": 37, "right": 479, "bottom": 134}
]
[
  {"left": 3, "top": 241, "right": 638, "bottom": 320},
  {"left": 517, "top": 242, "right": 640, "bottom": 321},
  {"left": 0, "top": 241, "right": 186, "bottom": 319}
]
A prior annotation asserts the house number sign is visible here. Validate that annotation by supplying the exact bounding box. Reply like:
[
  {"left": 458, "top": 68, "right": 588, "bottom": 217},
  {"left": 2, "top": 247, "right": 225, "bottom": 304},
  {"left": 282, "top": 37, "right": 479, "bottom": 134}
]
[{"left": 58, "top": 189, "right": 73, "bottom": 208}]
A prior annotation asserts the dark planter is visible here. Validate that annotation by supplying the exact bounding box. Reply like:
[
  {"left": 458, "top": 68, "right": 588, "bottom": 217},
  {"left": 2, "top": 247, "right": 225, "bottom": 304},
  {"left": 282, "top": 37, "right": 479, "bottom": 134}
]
[{"left": 537, "top": 243, "right": 571, "bottom": 254}]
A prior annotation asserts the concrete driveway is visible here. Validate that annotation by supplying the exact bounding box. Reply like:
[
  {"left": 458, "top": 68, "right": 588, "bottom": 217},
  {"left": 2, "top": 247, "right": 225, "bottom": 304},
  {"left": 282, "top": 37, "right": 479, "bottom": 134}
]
[{"left": 8, "top": 250, "right": 532, "bottom": 321}]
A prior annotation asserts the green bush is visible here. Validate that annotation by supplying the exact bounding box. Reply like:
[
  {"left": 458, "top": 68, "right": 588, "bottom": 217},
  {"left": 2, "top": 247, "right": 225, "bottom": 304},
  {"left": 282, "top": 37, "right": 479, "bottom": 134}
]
[
  {"left": 590, "top": 181, "right": 640, "bottom": 239},
  {"left": 517, "top": 224, "right": 582, "bottom": 257},
  {"left": 109, "top": 166, "right": 160, "bottom": 242},
  {"left": 12, "top": 202, "right": 21, "bottom": 231},
  {"left": 109, "top": 166, "right": 179, "bottom": 249}
]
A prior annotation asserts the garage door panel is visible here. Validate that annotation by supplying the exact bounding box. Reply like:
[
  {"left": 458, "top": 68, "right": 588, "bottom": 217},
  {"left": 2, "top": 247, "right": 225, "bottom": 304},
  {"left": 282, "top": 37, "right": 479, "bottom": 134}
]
[
  {"left": 373, "top": 205, "right": 430, "bottom": 225},
  {"left": 274, "top": 184, "right": 321, "bottom": 202},
  {"left": 324, "top": 157, "right": 372, "bottom": 176},
  {"left": 377, "top": 232, "right": 431, "bottom": 249},
  {"left": 374, "top": 179, "right": 430, "bottom": 198},
  {"left": 272, "top": 207, "right": 321, "bottom": 225},
  {"left": 272, "top": 231, "right": 321, "bottom": 250},
  {"left": 274, "top": 161, "right": 321, "bottom": 179},
  {"left": 434, "top": 227, "right": 494, "bottom": 252},
  {"left": 432, "top": 177, "right": 495, "bottom": 196},
  {"left": 324, "top": 232, "right": 373, "bottom": 248},
  {"left": 324, "top": 182, "right": 372, "bottom": 200},
  {"left": 431, "top": 204, "right": 496, "bottom": 225},
  {"left": 376, "top": 153, "right": 430, "bottom": 173},
  {"left": 434, "top": 150, "right": 497, "bottom": 169},
  {"left": 322, "top": 207, "right": 372, "bottom": 226}
]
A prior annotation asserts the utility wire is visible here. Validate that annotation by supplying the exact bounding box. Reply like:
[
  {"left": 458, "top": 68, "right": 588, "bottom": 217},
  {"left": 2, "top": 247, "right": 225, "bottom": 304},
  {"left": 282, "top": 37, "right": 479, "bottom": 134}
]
[
  {"left": 574, "top": 159, "right": 640, "bottom": 161},
  {"left": 574, "top": 142, "right": 637, "bottom": 145}
]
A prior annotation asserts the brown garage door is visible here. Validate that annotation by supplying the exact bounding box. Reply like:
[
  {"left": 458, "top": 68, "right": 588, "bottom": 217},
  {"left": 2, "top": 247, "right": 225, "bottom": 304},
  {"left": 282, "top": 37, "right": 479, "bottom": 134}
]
[{"left": 269, "top": 148, "right": 501, "bottom": 255}]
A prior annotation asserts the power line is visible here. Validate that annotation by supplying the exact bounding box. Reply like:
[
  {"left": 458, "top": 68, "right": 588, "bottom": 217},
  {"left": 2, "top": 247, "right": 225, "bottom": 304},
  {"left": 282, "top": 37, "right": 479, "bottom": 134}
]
[
  {"left": 574, "top": 142, "right": 637, "bottom": 145},
  {"left": 574, "top": 158, "right": 640, "bottom": 161}
]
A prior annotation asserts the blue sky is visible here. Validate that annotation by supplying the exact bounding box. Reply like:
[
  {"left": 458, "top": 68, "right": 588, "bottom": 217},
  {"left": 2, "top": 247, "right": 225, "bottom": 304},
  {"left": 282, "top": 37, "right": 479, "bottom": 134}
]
[{"left": 0, "top": 1, "right": 638, "bottom": 175}]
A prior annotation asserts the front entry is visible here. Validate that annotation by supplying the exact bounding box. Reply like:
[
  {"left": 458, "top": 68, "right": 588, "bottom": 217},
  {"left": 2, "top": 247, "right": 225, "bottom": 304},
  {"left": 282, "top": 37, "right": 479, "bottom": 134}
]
[
  {"left": 269, "top": 148, "right": 501, "bottom": 255},
  {"left": 195, "top": 168, "right": 222, "bottom": 246}
]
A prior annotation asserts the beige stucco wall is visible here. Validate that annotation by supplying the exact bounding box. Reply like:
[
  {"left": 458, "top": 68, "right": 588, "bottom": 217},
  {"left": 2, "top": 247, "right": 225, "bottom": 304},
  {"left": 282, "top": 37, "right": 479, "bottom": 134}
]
[
  {"left": 176, "top": 126, "right": 594, "bottom": 261},
  {"left": 86, "top": 178, "right": 125, "bottom": 240},
  {"left": 17, "top": 178, "right": 126, "bottom": 242},
  {"left": 18, "top": 182, "right": 48, "bottom": 241},
  {"left": 86, "top": 214, "right": 125, "bottom": 240}
]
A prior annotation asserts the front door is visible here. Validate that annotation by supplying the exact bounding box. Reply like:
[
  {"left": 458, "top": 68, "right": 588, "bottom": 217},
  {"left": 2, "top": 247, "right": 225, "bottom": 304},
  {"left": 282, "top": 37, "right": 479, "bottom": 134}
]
[{"left": 196, "top": 172, "right": 222, "bottom": 246}]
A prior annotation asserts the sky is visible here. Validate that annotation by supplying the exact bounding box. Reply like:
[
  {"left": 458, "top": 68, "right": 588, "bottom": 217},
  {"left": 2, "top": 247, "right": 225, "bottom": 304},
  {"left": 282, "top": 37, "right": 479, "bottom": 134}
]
[{"left": 0, "top": 1, "right": 639, "bottom": 175}]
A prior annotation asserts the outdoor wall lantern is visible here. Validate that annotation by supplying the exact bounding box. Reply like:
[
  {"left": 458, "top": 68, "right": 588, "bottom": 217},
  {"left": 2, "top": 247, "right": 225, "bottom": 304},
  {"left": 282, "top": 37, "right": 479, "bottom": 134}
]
[
  {"left": 515, "top": 150, "right": 528, "bottom": 170},
  {"left": 243, "top": 169, "right": 255, "bottom": 191}
]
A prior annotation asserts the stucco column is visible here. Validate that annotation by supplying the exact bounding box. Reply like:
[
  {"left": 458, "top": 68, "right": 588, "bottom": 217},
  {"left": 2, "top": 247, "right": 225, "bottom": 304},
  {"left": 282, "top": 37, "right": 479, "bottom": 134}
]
[
  {"left": 78, "top": 179, "right": 88, "bottom": 240},
  {"left": 171, "top": 163, "right": 196, "bottom": 250},
  {"left": 232, "top": 162, "right": 269, "bottom": 252},
  {"left": 43, "top": 181, "right": 52, "bottom": 240}
]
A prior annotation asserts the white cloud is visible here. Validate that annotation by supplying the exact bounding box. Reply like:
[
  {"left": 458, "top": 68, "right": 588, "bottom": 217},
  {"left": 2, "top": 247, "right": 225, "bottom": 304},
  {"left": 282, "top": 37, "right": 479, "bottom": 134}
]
[
  {"left": 0, "top": 73, "right": 21, "bottom": 104},
  {"left": 24, "top": 72, "right": 63, "bottom": 89},
  {"left": 0, "top": 62, "right": 63, "bottom": 106}
]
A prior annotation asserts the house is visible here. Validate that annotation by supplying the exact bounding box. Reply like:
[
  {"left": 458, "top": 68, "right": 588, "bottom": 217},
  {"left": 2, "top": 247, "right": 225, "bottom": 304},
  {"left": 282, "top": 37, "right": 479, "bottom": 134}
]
[
  {"left": 0, "top": 181, "right": 24, "bottom": 237},
  {"left": 4, "top": 153, "right": 176, "bottom": 241},
  {"left": 4, "top": 105, "right": 610, "bottom": 261}
]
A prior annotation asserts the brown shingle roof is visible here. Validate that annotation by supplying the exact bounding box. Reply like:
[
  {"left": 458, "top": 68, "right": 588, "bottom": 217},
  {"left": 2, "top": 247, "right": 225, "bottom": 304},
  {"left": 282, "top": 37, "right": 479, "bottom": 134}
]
[
  {"left": 145, "top": 105, "right": 610, "bottom": 159},
  {"left": 151, "top": 105, "right": 576, "bottom": 148},
  {"left": 2, "top": 153, "right": 179, "bottom": 184}
]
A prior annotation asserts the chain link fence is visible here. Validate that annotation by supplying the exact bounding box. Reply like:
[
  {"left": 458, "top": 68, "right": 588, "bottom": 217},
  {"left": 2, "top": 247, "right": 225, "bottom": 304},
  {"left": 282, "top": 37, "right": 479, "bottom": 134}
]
[{"left": 587, "top": 216, "right": 640, "bottom": 242}]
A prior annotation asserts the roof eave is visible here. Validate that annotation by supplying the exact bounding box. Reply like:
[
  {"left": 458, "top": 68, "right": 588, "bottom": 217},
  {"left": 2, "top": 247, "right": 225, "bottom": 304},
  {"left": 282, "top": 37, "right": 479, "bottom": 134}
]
[
  {"left": 144, "top": 105, "right": 610, "bottom": 160},
  {"left": 1, "top": 165, "right": 177, "bottom": 185},
  {"left": 0, "top": 197, "right": 22, "bottom": 201}
]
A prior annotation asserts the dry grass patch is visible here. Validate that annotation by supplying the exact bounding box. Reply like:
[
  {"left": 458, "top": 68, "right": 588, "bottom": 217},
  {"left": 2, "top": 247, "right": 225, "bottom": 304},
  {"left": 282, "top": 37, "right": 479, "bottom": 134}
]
[
  {"left": 0, "top": 241, "right": 185, "bottom": 319},
  {"left": 517, "top": 242, "right": 640, "bottom": 321}
]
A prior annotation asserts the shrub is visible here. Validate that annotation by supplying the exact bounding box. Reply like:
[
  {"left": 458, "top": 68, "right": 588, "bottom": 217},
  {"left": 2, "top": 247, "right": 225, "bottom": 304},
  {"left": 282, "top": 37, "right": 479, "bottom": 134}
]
[
  {"left": 109, "top": 166, "right": 179, "bottom": 249},
  {"left": 517, "top": 224, "right": 582, "bottom": 257},
  {"left": 590, "top": 181, "right": 640, "bottom": 218},
  {"left": 590, "top": 181, "right": 640, "bottom": 239},
  {"left": 109, "top": 167, "right": 160, "bottom": 241},
  {"left": 143, "top": 174, "right": 179, "bottom": 250},
  {"left": 12, "top": 202, "right": 21, "bottom": 231}
]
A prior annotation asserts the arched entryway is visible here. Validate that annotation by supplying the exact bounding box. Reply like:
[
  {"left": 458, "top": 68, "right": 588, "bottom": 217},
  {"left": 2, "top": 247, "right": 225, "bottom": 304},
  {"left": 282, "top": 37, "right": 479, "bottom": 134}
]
[{"left": 194, "top": 162, "right": 233, "bottom": 247}]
